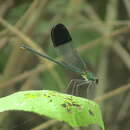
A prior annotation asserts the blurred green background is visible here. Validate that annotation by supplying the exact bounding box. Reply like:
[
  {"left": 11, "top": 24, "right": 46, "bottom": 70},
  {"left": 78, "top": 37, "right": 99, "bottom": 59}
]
[{"left": 0, "top": 0, "right": 130, "bottom": 130}]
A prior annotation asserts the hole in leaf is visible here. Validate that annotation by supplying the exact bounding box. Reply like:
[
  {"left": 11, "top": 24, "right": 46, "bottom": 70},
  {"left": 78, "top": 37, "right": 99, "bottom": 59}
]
[{"left": 88, "top": 109, "right": 94, "bottom": 116}]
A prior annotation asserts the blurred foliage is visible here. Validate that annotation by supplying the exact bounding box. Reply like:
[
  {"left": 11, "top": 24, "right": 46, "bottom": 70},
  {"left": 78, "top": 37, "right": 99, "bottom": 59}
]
[{"left": 0, "top": 0, "right": 130, "bottom": 130}]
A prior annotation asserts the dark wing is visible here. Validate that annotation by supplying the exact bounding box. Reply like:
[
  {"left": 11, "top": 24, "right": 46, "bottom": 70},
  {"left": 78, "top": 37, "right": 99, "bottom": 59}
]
[{"left": 51, "top": 24, "right": 86, "bottom": 73}]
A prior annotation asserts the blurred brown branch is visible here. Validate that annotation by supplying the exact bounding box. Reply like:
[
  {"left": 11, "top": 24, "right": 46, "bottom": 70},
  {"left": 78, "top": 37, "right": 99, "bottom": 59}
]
[{"left": 95, "top": 83, "right": 130, "bottom": 102}]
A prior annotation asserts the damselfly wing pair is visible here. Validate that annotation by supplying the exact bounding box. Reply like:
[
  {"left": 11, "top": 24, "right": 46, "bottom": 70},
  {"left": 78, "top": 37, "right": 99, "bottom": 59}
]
[{"left": 22, "top": 24, "right": 98, "bottom": 96}]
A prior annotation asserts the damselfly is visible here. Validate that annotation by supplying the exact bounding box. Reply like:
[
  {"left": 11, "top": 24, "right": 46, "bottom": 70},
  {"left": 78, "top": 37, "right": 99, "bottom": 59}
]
[{"left": 22, "top": 24, "right": 98, "bottom": 96}]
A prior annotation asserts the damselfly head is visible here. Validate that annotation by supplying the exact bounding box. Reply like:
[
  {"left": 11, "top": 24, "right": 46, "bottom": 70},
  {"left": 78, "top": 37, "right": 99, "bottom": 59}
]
[{"left": 82, "top": 72, "right": 99, "bottom": 84}]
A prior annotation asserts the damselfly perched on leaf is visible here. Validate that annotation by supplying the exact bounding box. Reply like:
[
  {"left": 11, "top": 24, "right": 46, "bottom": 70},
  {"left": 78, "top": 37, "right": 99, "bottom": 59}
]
[{"left": 22, "top": 24, "right": 98, "bottom": 96}]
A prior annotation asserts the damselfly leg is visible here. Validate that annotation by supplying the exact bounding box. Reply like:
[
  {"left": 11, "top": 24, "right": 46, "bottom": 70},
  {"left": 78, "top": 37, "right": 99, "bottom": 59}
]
[
  {"left": 65, "top": 79, "right": 83, "bottom": 94},
  {"left": 66, "top": 79, "right": 91, "bottom": 97}
]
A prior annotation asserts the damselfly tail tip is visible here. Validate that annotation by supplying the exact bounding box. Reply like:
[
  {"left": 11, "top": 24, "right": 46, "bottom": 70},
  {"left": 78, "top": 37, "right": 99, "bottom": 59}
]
[
  {"left": 20, "top": 46, "right": 26, "bottom": 50},
  {"left": 51, "top": 24, "right": 72, "bottom": 47},
  {"left": 20, "top": 45, "right": 31, "bottom": 52},
  {"left": 20, "top": 44, "right": 28, "bottom": 49}
]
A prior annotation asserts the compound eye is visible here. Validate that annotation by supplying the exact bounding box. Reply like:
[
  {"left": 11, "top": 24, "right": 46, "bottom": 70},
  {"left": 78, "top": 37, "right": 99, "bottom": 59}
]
[{"left": 95, "top": 78, "right": 99, "bottom": 84}]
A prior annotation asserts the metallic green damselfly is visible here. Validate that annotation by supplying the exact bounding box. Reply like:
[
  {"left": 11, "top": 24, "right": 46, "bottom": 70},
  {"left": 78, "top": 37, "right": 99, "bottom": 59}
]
[{"left": 22, "top": 24, "right": 98, "bottom": 96}]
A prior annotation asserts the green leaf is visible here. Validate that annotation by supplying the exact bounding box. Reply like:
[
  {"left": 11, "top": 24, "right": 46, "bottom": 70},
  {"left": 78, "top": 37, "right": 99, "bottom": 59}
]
[{"left": 0, "top": 90, "right": 104, "bottom": 129}]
